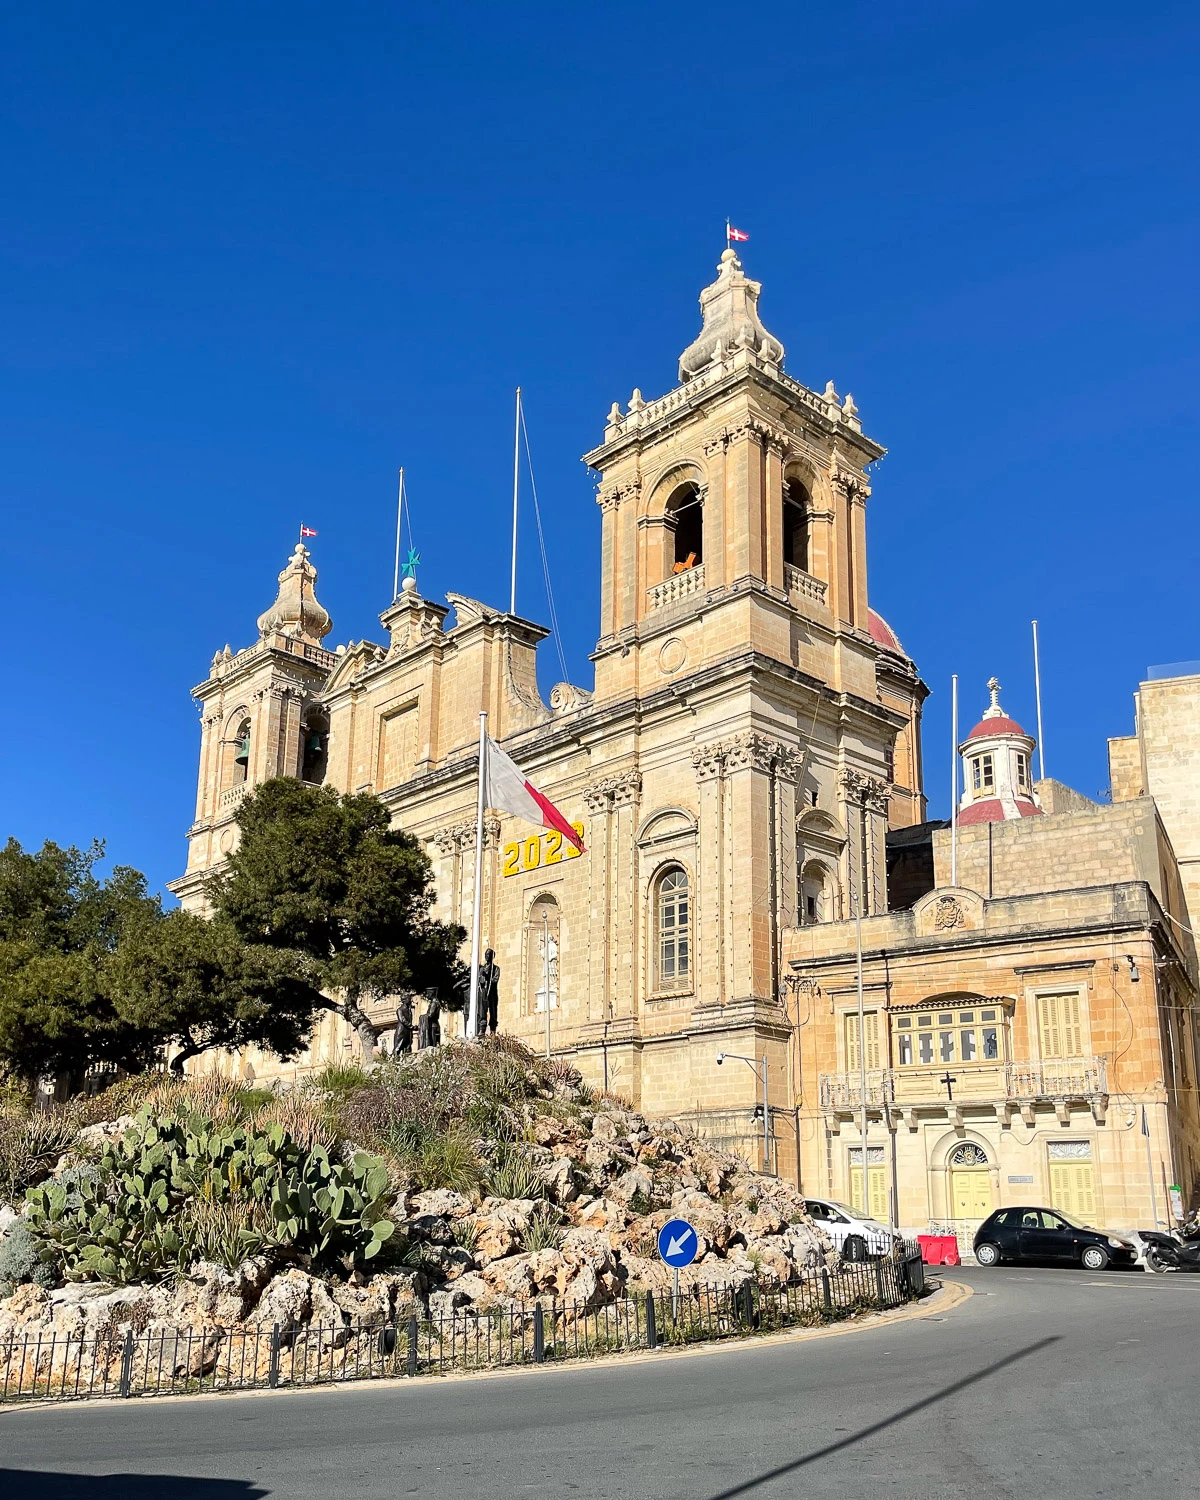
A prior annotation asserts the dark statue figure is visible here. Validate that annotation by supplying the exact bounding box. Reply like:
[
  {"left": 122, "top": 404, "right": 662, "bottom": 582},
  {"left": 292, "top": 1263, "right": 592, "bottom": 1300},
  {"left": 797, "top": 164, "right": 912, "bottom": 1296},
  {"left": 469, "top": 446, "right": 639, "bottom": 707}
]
[
  {"left": 477, "top": 949, "right": 500, "bottom": 1036},
  {"left": 417, "top": 987, "right": 442, "bottom": 1050},
  {"left": 394, "top": 994, "right": 414, "bottom": 1055}
]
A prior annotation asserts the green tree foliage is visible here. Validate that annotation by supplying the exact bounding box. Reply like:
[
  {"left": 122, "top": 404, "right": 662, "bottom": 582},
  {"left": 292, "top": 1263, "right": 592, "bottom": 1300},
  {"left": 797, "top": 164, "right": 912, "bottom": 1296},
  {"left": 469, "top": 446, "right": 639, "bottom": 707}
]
[
  {"left": 109, "top": 908, "right": 315, "bottom": 1074},
  {"left": 213, "top": 779, "right": 466, "bottom": 1059},
  {"left": 0, "top": 839, "right": 161, "bottom": 1085}
]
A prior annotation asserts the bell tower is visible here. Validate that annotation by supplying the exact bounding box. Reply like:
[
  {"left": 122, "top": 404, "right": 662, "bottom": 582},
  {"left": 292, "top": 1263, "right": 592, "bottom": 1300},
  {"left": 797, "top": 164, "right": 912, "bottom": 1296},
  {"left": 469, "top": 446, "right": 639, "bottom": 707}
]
[
  {"left": 584, "top": 247, "right": 883, "bottom": 709},
  {"left": 169, "top": 542, "right": 337, "bottom": 910}
]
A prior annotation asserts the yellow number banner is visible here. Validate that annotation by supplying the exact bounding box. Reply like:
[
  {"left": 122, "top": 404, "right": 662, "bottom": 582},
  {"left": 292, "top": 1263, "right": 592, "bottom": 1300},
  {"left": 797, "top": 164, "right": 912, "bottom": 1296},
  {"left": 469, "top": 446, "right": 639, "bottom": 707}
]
[{"left": 502, "top": 823, "right": 585, "bottom": 877}]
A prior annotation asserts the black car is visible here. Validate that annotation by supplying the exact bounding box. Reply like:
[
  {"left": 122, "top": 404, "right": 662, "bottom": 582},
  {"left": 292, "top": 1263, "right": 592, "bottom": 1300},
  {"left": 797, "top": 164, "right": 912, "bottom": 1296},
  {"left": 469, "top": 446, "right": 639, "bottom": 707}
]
[{"left": 973, "top": 1206, "right": 1138, "bottom": 1271}]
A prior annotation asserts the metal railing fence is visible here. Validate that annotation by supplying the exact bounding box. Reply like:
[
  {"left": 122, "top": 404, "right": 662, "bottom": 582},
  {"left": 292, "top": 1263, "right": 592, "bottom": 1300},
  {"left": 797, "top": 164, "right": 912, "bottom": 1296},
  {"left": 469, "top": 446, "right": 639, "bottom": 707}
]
[{"left": 0, "top": 1245, "right": 924, "bottom": 1406}]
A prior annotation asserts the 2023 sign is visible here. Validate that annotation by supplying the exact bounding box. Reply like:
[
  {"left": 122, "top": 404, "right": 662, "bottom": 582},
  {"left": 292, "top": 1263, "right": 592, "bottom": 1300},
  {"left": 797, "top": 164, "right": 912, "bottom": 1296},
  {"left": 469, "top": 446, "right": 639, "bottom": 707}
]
[{"left": 501, "top": 824, "right": 586, "bottom": 877}]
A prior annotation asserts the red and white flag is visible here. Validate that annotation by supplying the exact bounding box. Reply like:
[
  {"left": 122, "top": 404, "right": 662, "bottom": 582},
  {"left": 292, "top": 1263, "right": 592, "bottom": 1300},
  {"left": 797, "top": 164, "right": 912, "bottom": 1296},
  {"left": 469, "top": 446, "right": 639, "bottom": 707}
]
[
  {"left": 483, "top": 736, "right": 584, "bottom": 852},
  {"left": 300, "top": 524, "right": 318, "bottom": 538},
  {"left": 726, "top": 224, "right": 749, "bottom": 243}
]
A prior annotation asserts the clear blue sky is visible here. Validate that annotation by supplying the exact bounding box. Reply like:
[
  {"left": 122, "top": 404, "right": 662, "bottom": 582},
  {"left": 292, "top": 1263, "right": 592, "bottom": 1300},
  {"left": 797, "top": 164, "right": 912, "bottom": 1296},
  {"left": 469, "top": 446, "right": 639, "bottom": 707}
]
[{"left": 3, "top": 2, "right": 1197, "bottom": 896}]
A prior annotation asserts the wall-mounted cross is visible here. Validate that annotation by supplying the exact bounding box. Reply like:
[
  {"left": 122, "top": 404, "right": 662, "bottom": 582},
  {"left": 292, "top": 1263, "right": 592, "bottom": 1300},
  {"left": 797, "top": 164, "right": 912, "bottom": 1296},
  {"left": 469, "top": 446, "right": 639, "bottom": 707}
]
[{"left": 940, "top": 1071, "right": 958, "bottom": 1101}]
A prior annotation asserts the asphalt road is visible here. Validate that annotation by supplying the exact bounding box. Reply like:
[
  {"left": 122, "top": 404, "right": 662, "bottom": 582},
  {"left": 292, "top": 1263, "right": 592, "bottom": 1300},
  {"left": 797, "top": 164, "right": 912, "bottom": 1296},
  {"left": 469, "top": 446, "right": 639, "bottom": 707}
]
[{"left": 2, "top": 1265, "right": 1198, "bottom": 1498}]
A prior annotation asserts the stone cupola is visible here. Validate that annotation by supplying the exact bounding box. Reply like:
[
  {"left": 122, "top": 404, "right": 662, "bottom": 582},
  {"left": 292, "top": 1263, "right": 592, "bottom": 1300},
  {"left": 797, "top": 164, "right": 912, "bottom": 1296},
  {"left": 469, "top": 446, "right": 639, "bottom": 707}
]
[
  {"left": 678, "top": 248, "right": 785, "bottom": 382},
  {"left": 958, "top": 678, "right": 1041, "bottom": 824},
  {"left": 256, "top": 543, "right": 333, "bottom": 646}
]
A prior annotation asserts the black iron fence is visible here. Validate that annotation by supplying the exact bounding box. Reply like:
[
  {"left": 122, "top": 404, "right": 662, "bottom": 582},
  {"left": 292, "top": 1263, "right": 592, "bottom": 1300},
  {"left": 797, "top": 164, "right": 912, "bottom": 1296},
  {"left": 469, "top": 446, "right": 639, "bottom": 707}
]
[{"left": 0, "top": 1245, "right": 925, "bottom": 1405}]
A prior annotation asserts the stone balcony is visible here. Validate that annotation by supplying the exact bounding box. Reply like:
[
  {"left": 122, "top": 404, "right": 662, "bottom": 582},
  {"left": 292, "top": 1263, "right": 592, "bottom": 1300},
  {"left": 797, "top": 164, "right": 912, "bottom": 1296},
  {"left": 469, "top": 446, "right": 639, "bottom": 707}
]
[
  {"left": 783, "top": 563, "right": 827, "bottom": 606},
  {"left": 647, "top": 564, "right": 705, "bottom": 611},
  {"left": 819, "top": 1056, "right": 1108, "bottom": 1123},
  {"left": 218, "top": 782, "right": 251, "bottom": 812}
]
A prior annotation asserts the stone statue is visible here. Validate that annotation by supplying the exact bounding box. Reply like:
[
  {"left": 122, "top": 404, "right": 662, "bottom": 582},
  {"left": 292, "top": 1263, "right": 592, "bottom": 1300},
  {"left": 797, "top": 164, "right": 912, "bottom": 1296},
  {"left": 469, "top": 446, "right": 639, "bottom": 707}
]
[
  {"left": 394, "top": 994, "right": 414, "bottom": 1056},
  {"left": 418, "top": 988, "right": 442, "bottom": 1050},
  {"left": 477, "top": 949, "right": 500, "bottom": 1037}
]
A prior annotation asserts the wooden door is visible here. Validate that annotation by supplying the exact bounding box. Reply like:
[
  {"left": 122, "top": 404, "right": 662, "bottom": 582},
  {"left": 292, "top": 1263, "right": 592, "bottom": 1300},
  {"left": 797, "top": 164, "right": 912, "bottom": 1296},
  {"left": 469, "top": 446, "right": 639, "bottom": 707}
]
[{"left": 951, "top": 1169, "right": 992, "bottom": 1219}]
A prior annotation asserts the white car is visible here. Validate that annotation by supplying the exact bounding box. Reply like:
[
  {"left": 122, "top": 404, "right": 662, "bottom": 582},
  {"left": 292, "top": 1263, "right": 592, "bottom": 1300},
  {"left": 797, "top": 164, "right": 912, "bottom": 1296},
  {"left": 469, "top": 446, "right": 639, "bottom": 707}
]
[{"left": 804, "top": 1197, "right": 898, "bottom": 1260}]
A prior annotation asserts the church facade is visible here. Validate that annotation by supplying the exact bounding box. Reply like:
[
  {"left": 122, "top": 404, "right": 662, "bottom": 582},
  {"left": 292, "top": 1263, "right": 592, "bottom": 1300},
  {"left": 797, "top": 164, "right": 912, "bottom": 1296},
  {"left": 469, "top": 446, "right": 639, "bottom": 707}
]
[{"left": 170, "top": 248, "right": 928, "bottom": 1173}]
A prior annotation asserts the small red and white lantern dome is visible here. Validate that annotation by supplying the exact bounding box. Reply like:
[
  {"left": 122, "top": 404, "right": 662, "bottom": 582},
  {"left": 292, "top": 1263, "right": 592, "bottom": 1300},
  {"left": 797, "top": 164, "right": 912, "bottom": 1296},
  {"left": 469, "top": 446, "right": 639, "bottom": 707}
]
[{"left": 958, "top": 678, "right": 1042, "bottom": 825}]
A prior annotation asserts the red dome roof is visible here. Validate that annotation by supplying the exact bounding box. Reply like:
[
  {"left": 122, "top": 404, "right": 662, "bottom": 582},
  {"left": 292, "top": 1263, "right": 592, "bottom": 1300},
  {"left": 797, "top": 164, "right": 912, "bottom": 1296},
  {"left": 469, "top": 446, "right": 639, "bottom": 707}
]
[
  {"left": 963, "top": 715, "right": 1030, "bottom": 743},
  {"left": 958, "top": 797, "right": 1043, "bottom": 826},
  {"left": 868, "top": 608, "right": 905, "bottom": 655}
]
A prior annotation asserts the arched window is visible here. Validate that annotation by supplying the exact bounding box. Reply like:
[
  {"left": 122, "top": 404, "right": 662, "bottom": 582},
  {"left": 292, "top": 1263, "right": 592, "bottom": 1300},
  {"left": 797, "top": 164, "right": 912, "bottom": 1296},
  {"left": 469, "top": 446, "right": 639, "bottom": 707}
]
[
  {"left": 799, "top": 859, "right": 831, "bottom": 925},
  {"left": 655, "top": 866, "right": 690, "bottom": 987},
  {"left": 302, "top": 711, "right": 328, "bottom": 785},
  {"left": 232, "top": 718, "right": 251, "bottom": 785},
  {"left": 783, "top": 479, "right": 810, "bottom": 573},
  {"left": 526, "top": 894, "right": 560, "bottom": 1013},
  {"left": 665, "top": 483, "right": 703, "bottom": 573}
]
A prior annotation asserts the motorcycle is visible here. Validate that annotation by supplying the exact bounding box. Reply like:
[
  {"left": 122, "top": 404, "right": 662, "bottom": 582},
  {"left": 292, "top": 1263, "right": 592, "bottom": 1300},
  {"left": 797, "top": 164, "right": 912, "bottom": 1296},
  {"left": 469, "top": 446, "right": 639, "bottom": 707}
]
[{"left": 1132, "top": 1221, "right": 1200, "bottom": 1272}]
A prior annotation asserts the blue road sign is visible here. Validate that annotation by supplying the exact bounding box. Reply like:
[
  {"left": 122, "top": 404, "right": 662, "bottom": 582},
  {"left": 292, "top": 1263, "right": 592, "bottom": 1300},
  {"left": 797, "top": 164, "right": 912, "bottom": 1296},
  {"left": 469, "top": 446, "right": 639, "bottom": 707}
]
[{"left": 657, "top": 1218, "right": 699, "bottom": 1268}]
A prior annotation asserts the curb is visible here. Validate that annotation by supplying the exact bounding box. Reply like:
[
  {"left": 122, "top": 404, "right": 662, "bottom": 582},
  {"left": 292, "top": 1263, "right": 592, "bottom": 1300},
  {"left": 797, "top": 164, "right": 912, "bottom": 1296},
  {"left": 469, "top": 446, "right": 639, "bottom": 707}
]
[{"left": 1, "top": 1279, "right": 974, "bottom": 1417}]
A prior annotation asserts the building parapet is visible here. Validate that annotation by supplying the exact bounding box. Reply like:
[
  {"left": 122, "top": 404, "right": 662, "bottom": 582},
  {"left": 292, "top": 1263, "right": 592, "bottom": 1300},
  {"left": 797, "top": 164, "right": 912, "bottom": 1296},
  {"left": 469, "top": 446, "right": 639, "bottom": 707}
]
[{"left": 647, "top": 565, "right": 706, "bottom": 611}]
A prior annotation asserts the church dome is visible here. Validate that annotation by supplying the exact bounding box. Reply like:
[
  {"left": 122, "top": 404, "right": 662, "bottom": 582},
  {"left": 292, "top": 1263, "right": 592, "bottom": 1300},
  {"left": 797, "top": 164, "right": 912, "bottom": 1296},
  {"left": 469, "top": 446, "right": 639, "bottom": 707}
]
[{"left": 868, "top": 608, "right": 906, "bottom": 656}]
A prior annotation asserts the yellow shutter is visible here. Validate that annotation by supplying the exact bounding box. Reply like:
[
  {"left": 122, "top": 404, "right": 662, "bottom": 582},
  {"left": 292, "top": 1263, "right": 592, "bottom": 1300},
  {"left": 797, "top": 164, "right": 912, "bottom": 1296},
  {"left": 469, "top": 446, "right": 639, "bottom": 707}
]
[
  {"left": 1061, "top": 993, "right": 1082, "bottom": 1056},
  {"left": 849, "top": 1164, "right": 889, "bottom": 1220},
  {"left": 845, "top": 1013, "right": 880, "bottom": 1072},
  {"left": 1038, "top": 994, "right": 1062, "bottom": 1058},
  {"left": 1039, "top": 993, "right": 1084, "bottom": 1059},
  {"left": 1049, "top": 1160, "right": 1095, "bottom": 1222},
  {"left": 865, "top": 1012, "right": 881, "bottom": 1071}
]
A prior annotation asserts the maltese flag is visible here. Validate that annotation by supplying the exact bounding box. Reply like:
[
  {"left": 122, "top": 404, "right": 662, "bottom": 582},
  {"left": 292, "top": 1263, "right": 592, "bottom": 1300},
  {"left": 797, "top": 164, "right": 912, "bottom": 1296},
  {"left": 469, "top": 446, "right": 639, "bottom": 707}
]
[
  {"left": 484, "top": 736, "right": 584, "bottom": 852},
  {"left": 727, "top": 224, "right": 750, "bottom": 243}
]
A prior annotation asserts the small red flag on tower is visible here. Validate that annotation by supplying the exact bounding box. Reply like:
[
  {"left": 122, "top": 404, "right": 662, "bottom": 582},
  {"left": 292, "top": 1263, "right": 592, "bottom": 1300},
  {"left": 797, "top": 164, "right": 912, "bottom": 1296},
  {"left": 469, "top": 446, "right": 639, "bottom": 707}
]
[
  {"left": 726, "top": 223, "right": 750, "bottom": 244},
  {"left": 299, "top": 525, "right": 318, "bottom": 538}
]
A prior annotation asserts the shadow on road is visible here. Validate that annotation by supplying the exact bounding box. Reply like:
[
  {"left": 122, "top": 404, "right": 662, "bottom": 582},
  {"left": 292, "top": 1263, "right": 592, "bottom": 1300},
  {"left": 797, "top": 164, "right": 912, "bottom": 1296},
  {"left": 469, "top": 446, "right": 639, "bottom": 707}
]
[
  {"left": 0, "top": 1472, "right": 268, "bottom": 1498},
  {"left": 705, "top": 1335, "right": 1060, "bottom": 1499}
]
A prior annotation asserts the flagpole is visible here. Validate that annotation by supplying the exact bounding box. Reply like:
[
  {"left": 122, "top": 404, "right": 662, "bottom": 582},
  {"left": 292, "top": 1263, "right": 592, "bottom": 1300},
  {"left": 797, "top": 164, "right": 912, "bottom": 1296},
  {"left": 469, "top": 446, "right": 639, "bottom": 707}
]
[
  {"left": 393, "top": 468, "right": 404, "bottom": 601},
  {"left": 950, "top": 674, "right": 959, "bottom": 888},
  {"left": 509, "top": 387, "right": 521, "bottom": 615},
  {"left": 1032, "top": 619, "right": 1046, "bottom": 782},
  {"left": 543, "top": 908, "right": 552, "bottom": 1060},
  {"left": 468, "top": 712, "right": 487, "bottom": 1040}
]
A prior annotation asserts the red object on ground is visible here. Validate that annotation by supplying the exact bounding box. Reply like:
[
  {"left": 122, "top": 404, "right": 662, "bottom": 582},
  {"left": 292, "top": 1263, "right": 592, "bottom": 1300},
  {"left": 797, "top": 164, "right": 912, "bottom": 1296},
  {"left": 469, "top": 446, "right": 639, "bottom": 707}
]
[{"left": 918, "top": 1234, "right": 961, "bottom": 1265}]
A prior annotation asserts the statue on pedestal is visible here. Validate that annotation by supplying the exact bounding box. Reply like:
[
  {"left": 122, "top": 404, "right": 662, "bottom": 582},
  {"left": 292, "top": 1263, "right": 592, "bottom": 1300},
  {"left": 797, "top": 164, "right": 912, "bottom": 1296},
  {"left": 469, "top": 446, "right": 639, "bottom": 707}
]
[
  {"left": 394, "top": 994, "right": 414, "bottom": 1056},
  {"left": 417, "top": 988, "right": 442, "bottom": 1050},
  {"left": 477, "top": 949, "right": 500, "bottom": 1036}
]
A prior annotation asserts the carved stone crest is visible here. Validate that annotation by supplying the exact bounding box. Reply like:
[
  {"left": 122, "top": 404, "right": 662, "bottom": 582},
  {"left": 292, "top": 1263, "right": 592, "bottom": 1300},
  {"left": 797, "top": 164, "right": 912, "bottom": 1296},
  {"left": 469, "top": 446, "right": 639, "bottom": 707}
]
[{"left": 933, "top": 896, "right": 965, "bottom": 930}]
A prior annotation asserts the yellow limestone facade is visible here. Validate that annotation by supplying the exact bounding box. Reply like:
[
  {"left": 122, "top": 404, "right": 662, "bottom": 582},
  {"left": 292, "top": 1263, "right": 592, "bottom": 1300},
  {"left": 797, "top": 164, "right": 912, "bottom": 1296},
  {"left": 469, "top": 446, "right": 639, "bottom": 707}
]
[
  {"left": 171, "top": 249, "right": 928, "bottom": 1172},
  {"left": 784, "top": 693, "right": 1200, "bottom": 1238}
]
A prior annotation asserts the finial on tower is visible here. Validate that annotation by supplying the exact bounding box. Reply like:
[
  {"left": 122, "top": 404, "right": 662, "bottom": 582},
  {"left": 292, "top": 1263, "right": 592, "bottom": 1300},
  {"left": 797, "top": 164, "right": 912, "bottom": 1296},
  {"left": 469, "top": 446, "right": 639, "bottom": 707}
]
[
  {"left": 678, "top": 246, "right": 784, "bottom": 382},
  {"left": 256, "top": 542, "right": 333, "bottom": 645},
  {"left": 985, "top": 677, "right": 1003, "bottom": 716}
]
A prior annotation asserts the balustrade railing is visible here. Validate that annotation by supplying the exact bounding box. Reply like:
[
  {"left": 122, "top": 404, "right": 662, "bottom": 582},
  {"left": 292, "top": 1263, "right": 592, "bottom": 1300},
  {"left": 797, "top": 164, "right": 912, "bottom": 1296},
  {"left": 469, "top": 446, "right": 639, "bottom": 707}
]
[
  {"left": 647, "top": 565, "right": 706, "bottom": 611},
  {"left": 1006, "top": 1057, "right": 1107, "bottom": 1099},
  {"left": 784, "top": 563, "right": 828, "bottom": 604}
]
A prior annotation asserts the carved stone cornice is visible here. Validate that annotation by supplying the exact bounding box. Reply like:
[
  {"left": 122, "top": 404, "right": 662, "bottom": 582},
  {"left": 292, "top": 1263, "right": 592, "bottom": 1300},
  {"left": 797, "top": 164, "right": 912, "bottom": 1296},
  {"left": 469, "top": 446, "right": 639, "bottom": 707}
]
[
  {"left": 691, "top": 741, "right": 727, "bottom": 782},
  {"left": 428, "top": 821, "right": 473, "bottom": 855},
  {"left": 839, "top": 768, "right": 889, "bottom": 810},
  {"left": 829, "top": 452, "right": 871, "bottom": 506},
  {"left": 583, "top": 771, "right": 642, "bottom": 814},
  {"left": 694, "top": 734, "right": 802, "bottom": 782},
  {"left": 428, "top": 815, "right": 505, "bottom": 854},
  {"left": 597, "top": 477, "right": 641, "bottom": 513}
]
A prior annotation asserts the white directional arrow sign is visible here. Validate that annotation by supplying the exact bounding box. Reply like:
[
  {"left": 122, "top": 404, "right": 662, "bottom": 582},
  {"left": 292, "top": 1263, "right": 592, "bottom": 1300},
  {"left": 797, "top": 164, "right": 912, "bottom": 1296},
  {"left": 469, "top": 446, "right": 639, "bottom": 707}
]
[{"left": 657, "top": 1218, "right": 699, "bottom": 1268}]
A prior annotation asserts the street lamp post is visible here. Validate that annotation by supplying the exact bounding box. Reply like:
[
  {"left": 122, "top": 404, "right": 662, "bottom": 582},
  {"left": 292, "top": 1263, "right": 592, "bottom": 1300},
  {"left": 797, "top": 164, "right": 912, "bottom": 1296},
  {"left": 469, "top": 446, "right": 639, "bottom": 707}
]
[{"left": 717, "top": 1051, "right": 771, "bottom": 1172}]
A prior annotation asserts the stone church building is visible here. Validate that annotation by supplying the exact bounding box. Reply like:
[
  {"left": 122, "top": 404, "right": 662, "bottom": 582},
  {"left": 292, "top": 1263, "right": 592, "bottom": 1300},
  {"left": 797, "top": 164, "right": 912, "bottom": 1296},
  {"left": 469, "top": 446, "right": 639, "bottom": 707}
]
[{"left": 171, "top": 247, "right": 929, "bottom": 1169}]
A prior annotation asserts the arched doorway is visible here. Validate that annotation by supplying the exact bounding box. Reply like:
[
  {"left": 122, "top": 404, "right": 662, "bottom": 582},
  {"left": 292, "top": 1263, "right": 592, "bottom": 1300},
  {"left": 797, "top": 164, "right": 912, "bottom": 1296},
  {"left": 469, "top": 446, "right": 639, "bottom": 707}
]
[{"left": 949, "top": 1141, "right": 993, "bottom": 1220}]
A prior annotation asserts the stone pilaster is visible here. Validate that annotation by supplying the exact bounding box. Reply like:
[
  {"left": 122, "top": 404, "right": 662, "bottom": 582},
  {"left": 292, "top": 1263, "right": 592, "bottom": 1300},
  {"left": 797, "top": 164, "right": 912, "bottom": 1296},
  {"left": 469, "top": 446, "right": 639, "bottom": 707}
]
[{"left": 693, "top": 741, "right": 728, "bottom": 1008}]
